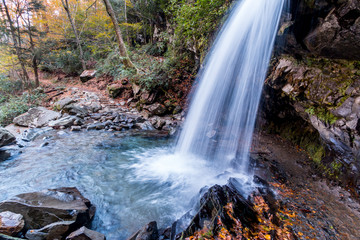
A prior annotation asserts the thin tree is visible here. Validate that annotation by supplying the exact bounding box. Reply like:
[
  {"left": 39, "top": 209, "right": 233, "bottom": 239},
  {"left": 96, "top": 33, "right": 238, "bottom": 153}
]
[
  {"left": 1, "top": 0, "right": 30, "bottom": 85},
  {"left": 22, "top": 1, "right": 40, "bottom": 87},
  {"left": 60, "top": 0, "right": 86, "bottom": 71},
  {"left": 102, "top": 0, "right": 136, "bottom": 70}
]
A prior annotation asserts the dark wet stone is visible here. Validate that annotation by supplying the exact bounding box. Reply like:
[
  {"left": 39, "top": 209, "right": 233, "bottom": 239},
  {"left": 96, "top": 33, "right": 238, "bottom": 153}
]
[
  {"left": 178, "top": 178, "right": 258, "bottom": 239},
  {"left": 0, "top": 128, "right": 15, "bottom": 147},
  {"left": 127, "top": 221, "right": 159, "bottom": 240}
]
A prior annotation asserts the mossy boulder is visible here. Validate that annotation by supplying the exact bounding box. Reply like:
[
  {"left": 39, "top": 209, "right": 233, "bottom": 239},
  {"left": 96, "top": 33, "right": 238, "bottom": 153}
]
[{"left": 107, "top": 83, "right": 133, "bottom": 99}]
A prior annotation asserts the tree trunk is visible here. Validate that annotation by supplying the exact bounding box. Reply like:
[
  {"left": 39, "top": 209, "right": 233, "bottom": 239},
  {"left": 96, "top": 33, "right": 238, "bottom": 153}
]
[
  {"left": 2, "top": 0, "right": 30, "bottom": 85},
  {"left": 61, "top": 0, "right": 86, "bottom": 71},
  {"left": 24, "top": 8, "right": 39, "bottom": 88},
  {"left": 103, "top": 0, "right": 137, "bottom": 70},
  {"left": 124, "top": 0, "right": 130, "bottom": 45}
]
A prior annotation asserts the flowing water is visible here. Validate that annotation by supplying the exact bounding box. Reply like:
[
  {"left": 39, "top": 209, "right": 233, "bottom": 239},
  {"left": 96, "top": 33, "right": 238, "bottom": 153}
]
[
  {"left": 0, "top": 0, "right": 287, "bottom": 238},
  {"left": 177, "top": 0, "right": 286, "bottom": 172},
  {"left": 0, "top": 130, "right": 252, "bottom": 239}
]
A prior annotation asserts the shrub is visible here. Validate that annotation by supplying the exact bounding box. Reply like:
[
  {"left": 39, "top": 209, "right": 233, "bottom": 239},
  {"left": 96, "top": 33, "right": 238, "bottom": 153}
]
[
  {"left": 167, "top": 0, "right": 232, "bottom": 59},
  {"left": 0, "top": 75, "right": 23, "bottom": 95},
  {"left": 0, "top": 97, "right": 30, "bottom": 126},
  {"left": 0, "top": 76, "right": 45, "bottom": 126}
]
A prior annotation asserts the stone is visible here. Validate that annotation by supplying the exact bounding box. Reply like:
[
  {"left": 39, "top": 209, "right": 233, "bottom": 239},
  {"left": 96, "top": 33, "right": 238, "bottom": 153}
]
[
  {"left": 54, "top": 98, "right": 76, "bottom": 110},
  {"left": 140, "top": 92, "right": 156, "bottom": 104},
  {"left": 346, "top": 118, "right": 358, "bottom": 130},
  {"left": 66, "top": 226, "right": 105, "bottom": 240},
  {"left": 25, "top": 221, "right": 75, "bottom": 240},
  {"left": 71, "top": 126, "right": 81, "bottom": 132},
  {"left": 0, "top": 211, "right": 24, "bottom": 236},
  {"left": 179, "top": 178, "right": 257, "bottom": 239},
  {"left": 21, "top": 127, "right": 52, "bottom": 142},
  {"left": 132, "top": 83, "right": 141, "bottom": 96},
  {"left": 107, "top": 84, "right": 132, "bottom": 98},
  {"left": 141, "top": 110, "right": 151, "bottom": 120},
  {"left": 352, "top": 97, "right": 360, "bottom": 117},
  {"left": 127, "top": 222, "right": 158, "bottom": 240},
  {"left": 135, "top": 122, "right": 155, "bottom": 131},
  {"left": 282, "top": 84, "right": 294, "bottom": 95},
  {"left": 0, "top": 187, "right": 95, "bottom": 231},
  {"left": 332, "top": 97, "right": 354, "bottom": 118},
  {"left": 80, "top": 70, "right": 97, "bottom": 83},
  {"left": 13, "top": 107, "right": 61, "bottom": 128},
  {"left": 153, "top": 119, "right": 166, "bottom": 130},
  {"left": 48, "top": 116, "right": 77, "bottom": 128},
  {"left": 0, "top": 233, "right": 23, "bottom": 239},
  {"left": 86, "top": 123, "right": 105, "bottom": 131},
  {"left": 143, "top": 103, "right": 166, "bottom": 116},
  {"left": 88, "top": 102, "right": 102, "bottom": 113},
  {"left": 63, "top": 104, "right": 89, "bottom": 118},
  {"left": 0, "top": 128, "right": 16, "bottom": 147},
  {"left": 0, "top": 151, "right": 11, "bottom": 162}
]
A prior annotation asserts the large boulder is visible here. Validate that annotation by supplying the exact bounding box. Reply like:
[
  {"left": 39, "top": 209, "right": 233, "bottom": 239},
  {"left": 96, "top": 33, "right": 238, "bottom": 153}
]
[
  {"left": 80, "top": 70, "right": 97, "bottom": 83},
  {"left": 0, "top": 128, "right": 15, "bottom": 147},
  {"left": 13, "top": 107, "right": 61, "bottom": 128},
  {"left": 0, "top": 188, "right": 95, "bottom": 231},
  {"left": 179, "top": 178, "right": 258, "bottom": 239},
  {"left": 0, "top": 211, "right": 24, "bottom": 236}
]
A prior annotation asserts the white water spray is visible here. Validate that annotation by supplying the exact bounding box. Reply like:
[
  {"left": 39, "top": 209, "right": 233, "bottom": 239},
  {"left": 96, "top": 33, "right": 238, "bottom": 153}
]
[{"left": 176, "top": 0, "right": 286, "bottom": 173}]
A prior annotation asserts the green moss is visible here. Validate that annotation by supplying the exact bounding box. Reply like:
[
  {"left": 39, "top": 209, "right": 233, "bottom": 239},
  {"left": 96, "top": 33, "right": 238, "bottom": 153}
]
[
  {"left": 312, "top": 146, "right": 325, "bottom": 164},
  {"left": 305, "top": 106, "right": 339, "bottom": 125}
]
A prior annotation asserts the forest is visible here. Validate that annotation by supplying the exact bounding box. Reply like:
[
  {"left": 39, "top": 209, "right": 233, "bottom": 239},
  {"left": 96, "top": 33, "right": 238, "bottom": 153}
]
[{"left": 0, "top": 0, "right": 232, "bottom": 126}]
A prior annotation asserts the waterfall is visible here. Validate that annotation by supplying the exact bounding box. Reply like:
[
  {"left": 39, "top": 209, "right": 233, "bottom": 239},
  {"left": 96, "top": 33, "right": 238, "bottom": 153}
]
[{"left": 176, "top": 0, "right": 286, "bottom": 172}]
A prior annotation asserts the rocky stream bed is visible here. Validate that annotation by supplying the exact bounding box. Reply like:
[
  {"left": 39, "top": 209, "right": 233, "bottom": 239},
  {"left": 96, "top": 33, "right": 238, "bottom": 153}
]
[{"left": 0, "top": 83, "right": 359, "bottom": 240}]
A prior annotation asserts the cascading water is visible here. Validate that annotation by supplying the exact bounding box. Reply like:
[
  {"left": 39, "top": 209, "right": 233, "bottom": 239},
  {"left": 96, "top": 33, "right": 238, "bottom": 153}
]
[{"left": 176, "top": 0, "right": 286, "bottom": 172}]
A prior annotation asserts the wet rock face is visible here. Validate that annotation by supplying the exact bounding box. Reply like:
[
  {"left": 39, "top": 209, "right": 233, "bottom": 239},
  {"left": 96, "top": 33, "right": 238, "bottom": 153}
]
[
  {"left": 304, "top": 0, "right": 360, "bottom": 59},
  {"left": 264, "top": 55, "right": 360, "bottom": 194},
  {"left": 282, "top": 0, "right": 360, "bottom": 60}
]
